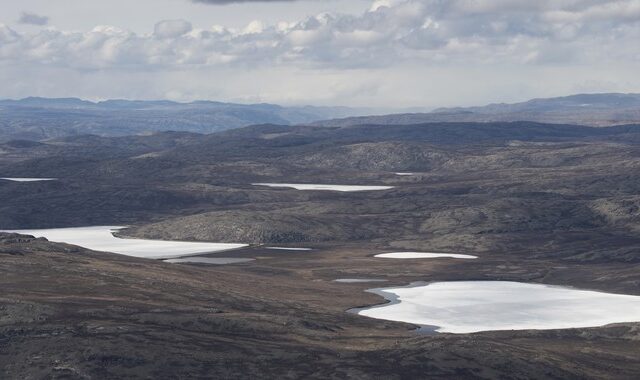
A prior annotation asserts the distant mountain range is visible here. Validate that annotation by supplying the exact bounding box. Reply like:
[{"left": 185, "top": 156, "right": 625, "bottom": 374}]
[
  {"left": 314, "top": 93, "right": 640, "bottom": 128},
  {"left": 1, "top": 93, "right": 640, "bottom": 142},
  {"left": 0, "top": 97, "right": 376, "bottom": 141}
]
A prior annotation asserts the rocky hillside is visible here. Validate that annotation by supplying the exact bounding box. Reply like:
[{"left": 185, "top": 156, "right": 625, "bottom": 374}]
[{"left": 2, "top": 122, "right": 640, "bottom": 262}]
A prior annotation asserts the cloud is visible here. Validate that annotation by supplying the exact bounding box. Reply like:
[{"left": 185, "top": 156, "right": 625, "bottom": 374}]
[
  {"left": 0, "top": 0, "right": 638, "bottom": 71},
  {"left": 154, "top": 20, "right": 193, "bottom": 38},
  {"left": 192, "top": 0, "right": 297, "bottom": 3},
  {"left": 18, "top": 12, "right": 49, "bottom": 26}
]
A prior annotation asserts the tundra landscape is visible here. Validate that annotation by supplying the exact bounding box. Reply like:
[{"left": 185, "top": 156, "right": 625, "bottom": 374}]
[
  {"left": 2, "top": 0, "right": 640, "bottom": 379},
  {"left": 3, "top": 109, "right": 640, "bottom": 378}
]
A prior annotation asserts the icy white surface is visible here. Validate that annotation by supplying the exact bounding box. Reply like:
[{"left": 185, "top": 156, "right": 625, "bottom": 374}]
[
  {"left": 253, "top": 183, "right": 394, "bottom": 192},
  {"left": 395, "top": 173, "right": 415, "bottom": 176},
  {"left": 357, "top": 281, "right": 640, "bottom": 334},
  {"left": 4, "top": 226, "right": 248, "bottom": 260},
  {"left": 375, "top": 252, "right": 478, "bottom": 259},
  {"left": 265, "top": 247, "right": 312, "bottom": 251},
  {"left": 0, "top": 177, "right": 57, "bottom": 182},
  {"left": 165, "top": 257, "right": 255, "bottom": 265},
  {"left": 333, "top": 279, "right": 388, "bottom": 283}
]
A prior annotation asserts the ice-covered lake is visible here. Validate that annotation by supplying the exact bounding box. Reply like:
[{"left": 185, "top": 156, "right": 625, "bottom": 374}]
[
  {"left": 265, "top": 247, "right": 312, "bottom": 251},
  {"left": 253, "top": 183, "right": 394, "bottom": 192},
  {"left": 375, "top": 252, "right": 478, "bottom": 259},
  {"left": 4, "top": 226, "right": 247, "bottom": 260},
  {"left": 354, "top": 281, "right": 640, "bottom": 334},
  {"left": 0, "top": 177, "right": 57, "bottom": 182}
]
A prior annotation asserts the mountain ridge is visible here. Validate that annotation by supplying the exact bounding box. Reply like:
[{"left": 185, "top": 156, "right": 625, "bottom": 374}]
[
  {"left": 314, "top": 93, "right": 640, "bottom": 128},
  {"left": 0, "top": 97, "right": 375, "bottom": 142}
]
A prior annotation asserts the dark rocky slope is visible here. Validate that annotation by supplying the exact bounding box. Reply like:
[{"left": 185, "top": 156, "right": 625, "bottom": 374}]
[{"left": 2, "top": 233, "right": 640, "bottom": 379}]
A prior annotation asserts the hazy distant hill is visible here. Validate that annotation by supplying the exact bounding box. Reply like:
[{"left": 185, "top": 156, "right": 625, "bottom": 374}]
[
  {"left": 4, "top": 93, "right": 640, "bottom": 142},
  {"left": 314, "top": 93, "right": 640, "bottom": 128},
  {"left": 0, "top": 97, "right": 372, "bottom": 141}
]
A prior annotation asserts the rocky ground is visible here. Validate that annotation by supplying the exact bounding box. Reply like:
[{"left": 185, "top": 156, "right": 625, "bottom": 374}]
[
  {"left": 2, "top": 121, "right": 640, "bottom": 378},
  {"left": 2, "top": 233, "right": 640, "bottom": 379}
]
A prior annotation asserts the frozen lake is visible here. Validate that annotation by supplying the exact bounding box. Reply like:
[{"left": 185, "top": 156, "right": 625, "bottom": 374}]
[
  {"left": 395, "top": 173, "right": 415, "bottom": 176},
  {"left": 355, "top": 281, "right": 640, "bottom": 334},
  {"left": 165, "top": 257, "right": 255, "bottom": 265},
  {"left": 4, "top": 226, "right": 248, "bottom": 260},
  {"left": 0, "top": 177, "right": 57, "bottom": 182},
  {"left": 253, "top": 183, "right": 394, "bottom": 192},
  {"left": 375, "top": 252, "right": 478, "bottom": 259}
]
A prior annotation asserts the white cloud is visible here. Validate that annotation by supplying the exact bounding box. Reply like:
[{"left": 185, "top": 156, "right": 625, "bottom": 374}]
[
  {"left": 369, "top": 0, "right": 398, "bottom": 12},
  {"left": 0, "top": 0, "right": 637, "bottom": 70}
]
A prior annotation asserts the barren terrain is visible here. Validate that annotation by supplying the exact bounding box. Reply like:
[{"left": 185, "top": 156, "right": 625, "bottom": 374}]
[{"left": 2, "top": 121, "right": 640, "bottom": 378}]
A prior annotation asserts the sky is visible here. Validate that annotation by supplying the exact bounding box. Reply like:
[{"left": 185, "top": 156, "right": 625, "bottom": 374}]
[{"left": 0, "top": 0, "right": 639, "bottom": 109}]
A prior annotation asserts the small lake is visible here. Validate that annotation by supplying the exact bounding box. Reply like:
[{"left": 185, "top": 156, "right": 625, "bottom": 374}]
[
  {"left": 0, "top": 177, "right": 57, "bottom": 182},
  {"left": 265, "top": 247, "right": 312, "bottom": 251},
  {"left": 253, "top": 183, "right": 394, "bottom": 192},
  {"left": 375, "top": 252, "right": 478, "bottom": 259},
  {"left": 4, "top": 226, "right": 248, "bottom": 260},
  {"left": 353, "top": 281, "right": 640, "bottom": 334},
  {"left": 165, "top": 257, "right": 255, "bottom": 265}
]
